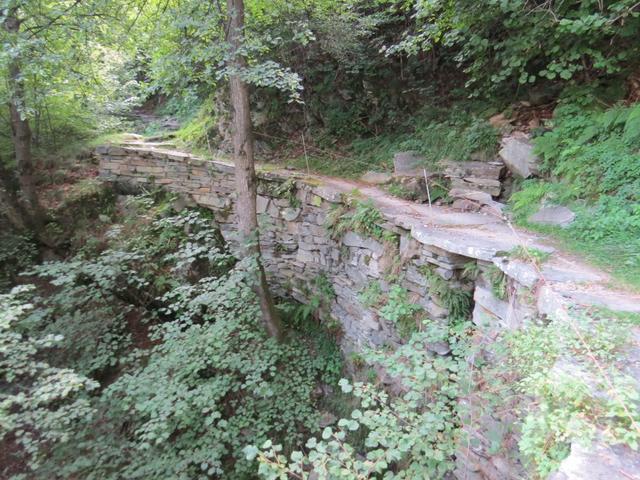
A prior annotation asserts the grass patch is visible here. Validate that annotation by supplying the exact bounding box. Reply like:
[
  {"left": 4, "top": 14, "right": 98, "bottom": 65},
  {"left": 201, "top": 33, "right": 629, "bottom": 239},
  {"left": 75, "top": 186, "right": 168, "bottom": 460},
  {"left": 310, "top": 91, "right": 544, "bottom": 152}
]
[{"left": 508, "top": 101, "right": 640, "bottom": 290}]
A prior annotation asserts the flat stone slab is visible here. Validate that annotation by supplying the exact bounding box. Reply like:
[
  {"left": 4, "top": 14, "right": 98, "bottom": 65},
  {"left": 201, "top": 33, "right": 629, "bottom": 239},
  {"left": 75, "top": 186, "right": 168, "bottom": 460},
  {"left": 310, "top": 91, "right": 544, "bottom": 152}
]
[
  {"left": 361, "top": 171, "right": 393, "bottom": 185},
  {"left": 393, "top": 151, "right": 424, "bottom": 176},
  {"left": 550, "top": 435, "right": 640, "bottom": 480},
  {"left": 554, "top": 286, "right": 640, "bottom": 313},
  {"left": 529, "top": 206, "right": 575, "bottom": 227}
]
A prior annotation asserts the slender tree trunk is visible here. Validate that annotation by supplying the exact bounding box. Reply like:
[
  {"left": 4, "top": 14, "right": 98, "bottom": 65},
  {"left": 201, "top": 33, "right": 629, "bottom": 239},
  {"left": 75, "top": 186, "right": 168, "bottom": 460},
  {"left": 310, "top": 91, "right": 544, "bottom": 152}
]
[
  {"left": 0, "top": 159, "right": 27, "bottom": 231},
  {"left": 3, "top": 10, "right": 45, "bottom": 232},
  {"left": 226, "top": 0, "right": 282, "bottom": 340}
]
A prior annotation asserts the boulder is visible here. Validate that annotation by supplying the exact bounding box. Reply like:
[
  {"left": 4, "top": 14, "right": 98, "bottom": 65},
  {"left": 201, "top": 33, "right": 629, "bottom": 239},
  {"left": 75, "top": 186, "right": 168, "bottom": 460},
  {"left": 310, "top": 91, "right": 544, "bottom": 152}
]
[
  {"left": 361, "top": 171, "right": 393, "bottom": 185},
  {"left": 499, "top": 134, "right": 541, "bottom": 178},
  {"left": 528, "top": 206, "right": 575, "bottom": 227},
  {"left": 393, "top": 151, "right": 425, "bottom": 176}
]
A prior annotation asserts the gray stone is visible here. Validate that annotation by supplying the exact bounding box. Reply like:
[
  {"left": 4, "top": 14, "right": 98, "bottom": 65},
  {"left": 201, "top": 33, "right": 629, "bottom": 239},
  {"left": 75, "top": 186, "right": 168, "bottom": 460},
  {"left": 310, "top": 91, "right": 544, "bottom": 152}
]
[
  {"left": 472, "top": 304, "right": 499, "bottom": 328},
  {"left": 256, "top": 195, "right": 270, "bottom": 214},
  {"left": 342, "top": 232, "right": 384, "bottom": 257},
  {"left": 450, "top": 177, "right": 502, "bottom": 197},
  {"left": 442, "top": 161, "right": 504, "bottom": 180},
  {"left": 499, "top": 135, "right": 540, "bottom": 178},
  {"left": 474, "top": 285, "right": 510, "bottom": 321},
  {"left": 393, "top": 151, "right": 425, "bottom": 176},
  {"left": 399, "top": 235, "right": 420, "bottom": 261},
  {"left": 492, "top": 259, "right": 540, "bottom": 288},
  {"left": 281, "top": 207, "right": 301, "bottom": 222},
  {"left": 427, "top": 341, "right": 451, "bottom": 356},
  {"left": 452, "top": 198, "right": 482, "bottom": 212},
  {"left": 536, "top": 284, "right": 567, "bottom": 318},
  {"left": 361, "top": 171, "right": 393, "bottom": 185},
  {"left": 449, "top": 188, "right": 506, "bottom": 213},
  {"left": 529, "top": 206, "right": 575, "bottom": 227},
  {"left": 311, "top": 185, "right": 344, "bottom": 203},
  {"left": 550, "top": 435, "right": 640, "bottom": 480}
]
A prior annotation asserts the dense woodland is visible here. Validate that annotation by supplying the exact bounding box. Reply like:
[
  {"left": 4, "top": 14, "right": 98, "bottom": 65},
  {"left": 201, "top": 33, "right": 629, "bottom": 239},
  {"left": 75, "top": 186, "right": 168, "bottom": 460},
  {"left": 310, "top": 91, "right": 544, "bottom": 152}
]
[{"left": 1, "top": 1, "right": 640, "bottom": 479}]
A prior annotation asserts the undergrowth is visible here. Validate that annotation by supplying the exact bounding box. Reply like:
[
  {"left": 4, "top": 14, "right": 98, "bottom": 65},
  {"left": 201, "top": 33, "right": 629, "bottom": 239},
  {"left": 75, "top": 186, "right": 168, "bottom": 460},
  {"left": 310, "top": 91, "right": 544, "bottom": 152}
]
[
  {"left": 509, "top": 101, "right": 640, "bottom": 288},
  {"left": 1, "top": 189, "right": 345, "bottom": 480},
  {"left": 284, "top": 105, "right": 499, "bottom": 177}
]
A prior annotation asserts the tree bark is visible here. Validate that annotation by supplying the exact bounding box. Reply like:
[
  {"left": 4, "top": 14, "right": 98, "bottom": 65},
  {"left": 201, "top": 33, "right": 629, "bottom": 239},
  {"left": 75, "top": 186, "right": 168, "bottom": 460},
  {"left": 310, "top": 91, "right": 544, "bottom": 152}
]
[
  {"left": 0, "top": 159, "right": 27, "bottom": 231},
  {"left": 226, "top": 0, "right": 283, "bottom": 340},
  {"left": 3, "top": 10, "right": 46, "bottom": 232}
]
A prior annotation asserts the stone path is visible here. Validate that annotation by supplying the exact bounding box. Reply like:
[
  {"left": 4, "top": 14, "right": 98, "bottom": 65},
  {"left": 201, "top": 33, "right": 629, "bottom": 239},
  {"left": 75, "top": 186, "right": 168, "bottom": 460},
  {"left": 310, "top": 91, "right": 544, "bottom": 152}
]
[
  {"left": 298, "top": 174, "right": 640, "bottom": 313},
  {"left": 112, "top": 134, "right": 640, "bottom": 314}
]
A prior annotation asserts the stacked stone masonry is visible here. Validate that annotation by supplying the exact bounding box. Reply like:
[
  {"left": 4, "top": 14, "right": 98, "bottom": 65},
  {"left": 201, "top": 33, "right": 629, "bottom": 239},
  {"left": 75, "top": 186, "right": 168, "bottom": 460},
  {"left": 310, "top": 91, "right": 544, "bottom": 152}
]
[{"left": 97, "top": 144, "right": 640, "bottom": 480}]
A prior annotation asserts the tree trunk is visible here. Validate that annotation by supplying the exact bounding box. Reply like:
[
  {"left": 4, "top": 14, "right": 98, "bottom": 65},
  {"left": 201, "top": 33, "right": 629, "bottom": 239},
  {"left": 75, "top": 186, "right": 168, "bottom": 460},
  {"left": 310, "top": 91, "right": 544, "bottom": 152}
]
[
  {"left": 3, "top": 11, "right": 45, "bottom": 232},
  {"left": 226, "top": 0, "right": 283, "bottom": 340},
  {"left": 0, "top": 159, "right": 27, "bottom": 232}
]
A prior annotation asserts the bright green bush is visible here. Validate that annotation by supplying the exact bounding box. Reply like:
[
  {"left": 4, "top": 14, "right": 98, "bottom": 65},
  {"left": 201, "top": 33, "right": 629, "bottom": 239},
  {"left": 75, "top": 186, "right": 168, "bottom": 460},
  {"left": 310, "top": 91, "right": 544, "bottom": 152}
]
[
  {"left": 2, "top": 193, "right": 345, "bottom": 479},
  {"left": 0, "top": 286, "right": 98, "bottom": 472},
  {"left": 253, "top": 319, "right": 473, "bottom": 479}
]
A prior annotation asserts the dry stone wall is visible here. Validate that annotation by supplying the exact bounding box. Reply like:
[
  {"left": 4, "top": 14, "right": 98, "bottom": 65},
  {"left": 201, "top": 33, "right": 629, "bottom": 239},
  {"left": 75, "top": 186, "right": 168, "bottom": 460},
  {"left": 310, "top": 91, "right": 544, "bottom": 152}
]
[
  {"left": 97, "top": 144, "right": 640, "bottom": 480},
  {"left": 97, "top": 145, "right": 475, "bottom": 351}
]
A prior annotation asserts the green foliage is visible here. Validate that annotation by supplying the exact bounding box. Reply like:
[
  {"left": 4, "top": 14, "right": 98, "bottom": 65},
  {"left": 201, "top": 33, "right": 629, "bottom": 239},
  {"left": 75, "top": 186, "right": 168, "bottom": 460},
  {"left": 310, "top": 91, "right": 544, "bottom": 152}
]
[
  {"left": 0, "top": 285, "right": 98, "bottom": 472},
  {"left": 74, "top": 262, "right": 327, "bottom": 480},
  {"left": 0, "top": 1, "right": 144, "bottom": 161},
  {"left": 421, "top": 266, "right": 472, "bottom": 320},
  {"left": 359, "top": 281, "right": 423, "bottom": 338},
  {"left": 509, "top": 246, "right": 551, "bottom": 267},
  {"left": 386, "top": 181, "right": 415, "bottom": 200},
  {"left": 358, "top": 281, "right": 383, "bottom": 308},
  {"left": 20, "top": 205, "right": 231, "bottom": 377},
  {"left": 174, "top": 100, "right": 220, "bottom": 152},
  {"left": 486, "top": 266, "right": 508, "bottom": 300},
  {"left": 301, "top": 107, "right": 499, "bottom": 177},
  {"left": 254, "top": 318, "right": 473, "bottom": 479},
  {"left": 509, "top": 102, "right": 640, "bottom": 287},
  {"left": 325, "top": 197, "right": 385, "bottom": 240},
  {"left": 505, "top": 309, "right": 640, "bottom": 476},
  {"left": 279, "top": 273, "right": 336, "bottom": 327},
  {"left": 535, "top": 103, "right": 640, "bottom": 197},
  {"left": 391, "top": 0, "right": 640, "bottom": 94},
  {"left": 1, "top": 190, "right": 350, "bottom": 479},
  {"left": 462, "top": 261, "right": 480, "bottom": 280},
  {"left": 0, "top": 231, "right": 37, "bottom": 291},
  {"left": 379, "top": 285, "right": 422, "bottom": 338},
  {"left": 260, "top": 178, "right": 301, "bottom": 208}
]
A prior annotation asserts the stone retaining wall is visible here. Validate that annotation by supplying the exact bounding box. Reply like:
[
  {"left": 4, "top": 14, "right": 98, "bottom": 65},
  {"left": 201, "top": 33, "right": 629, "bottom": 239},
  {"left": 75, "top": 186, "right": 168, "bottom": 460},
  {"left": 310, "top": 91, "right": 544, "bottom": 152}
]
[
  {"left": 97, "top": 144, "right": 639, "bottom": 480},
  {"left": 98, "top": 145, "right": 482, "bottom": 350}
]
